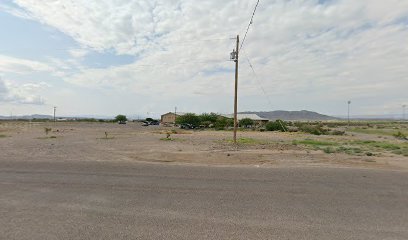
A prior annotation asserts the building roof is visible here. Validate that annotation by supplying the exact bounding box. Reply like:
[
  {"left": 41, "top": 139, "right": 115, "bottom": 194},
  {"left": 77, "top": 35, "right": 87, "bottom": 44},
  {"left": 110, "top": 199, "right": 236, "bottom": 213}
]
[
  {"left": 162, "top": 112, "right": 187, "bottom": 116},
  {"left": 221, "top": 113, "right": 269, "bottom": 121}
]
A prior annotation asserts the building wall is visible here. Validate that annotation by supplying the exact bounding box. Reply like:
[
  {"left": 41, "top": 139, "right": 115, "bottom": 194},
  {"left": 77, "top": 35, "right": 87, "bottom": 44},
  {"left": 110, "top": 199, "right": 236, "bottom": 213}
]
[{"left": 161, "top": 113, "right": 176, "bottom": 123}]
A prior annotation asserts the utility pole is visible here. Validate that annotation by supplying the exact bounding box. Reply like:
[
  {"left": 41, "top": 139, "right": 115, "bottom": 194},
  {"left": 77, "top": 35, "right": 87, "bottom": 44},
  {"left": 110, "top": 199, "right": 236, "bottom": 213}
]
[
  {"left": 174, "top": 106, "right": 177, "bottom": 126},
  {"left": 347, "top": 101, "right": 351, "bottom": 127},
  {"left": 53, "top": 106, "right": 56, "bottom": 124},
  {"left": 231, "top": 35, "right": 239, "bottom": 144}
]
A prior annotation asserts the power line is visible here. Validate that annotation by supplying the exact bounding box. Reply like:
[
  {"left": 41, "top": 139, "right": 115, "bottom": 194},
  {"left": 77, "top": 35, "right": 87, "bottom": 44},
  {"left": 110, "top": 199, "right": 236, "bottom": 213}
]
[
  {"left": 242, "top": 52, "right": 288, "bottom": 132},
  {"left": 239, "top": 0, "right": 260, "bottom": 51},
  {"left": 130, "top": 59, "right": 230, "bottom": 69},
  {"left": 0, "top": 37, "right": 232, "bottom": 52},
  {"left": 241, "top": 50, "right": 273, "bottom": 109}
]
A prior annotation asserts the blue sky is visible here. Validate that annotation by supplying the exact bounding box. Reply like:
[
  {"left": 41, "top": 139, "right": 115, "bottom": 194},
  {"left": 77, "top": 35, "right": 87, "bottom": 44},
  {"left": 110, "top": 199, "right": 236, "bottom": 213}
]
[{"left": 0, "top": 0, "right": 407, "bottom": 118}]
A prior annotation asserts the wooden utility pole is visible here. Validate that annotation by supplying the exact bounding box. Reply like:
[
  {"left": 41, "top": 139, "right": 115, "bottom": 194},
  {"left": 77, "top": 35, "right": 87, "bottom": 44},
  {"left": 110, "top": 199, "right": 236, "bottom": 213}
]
[
  {"left": 174, "top": 106, "right": 177, "bottom": 126},
  {"left": 233, "top": 35, "right": 239, "bottom": 144},
  {"left": 53, "top": 106, "right": 56, "bottom": 124},
  {"left": 347, "top": 101, "right": 351, "bottom": 127}
]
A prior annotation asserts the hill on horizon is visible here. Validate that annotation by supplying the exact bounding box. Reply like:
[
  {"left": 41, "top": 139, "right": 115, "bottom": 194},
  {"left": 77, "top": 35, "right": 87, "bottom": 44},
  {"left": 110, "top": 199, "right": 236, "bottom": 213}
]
[{"left": 240, "top": 110, "right": 337, "bottom": 121}]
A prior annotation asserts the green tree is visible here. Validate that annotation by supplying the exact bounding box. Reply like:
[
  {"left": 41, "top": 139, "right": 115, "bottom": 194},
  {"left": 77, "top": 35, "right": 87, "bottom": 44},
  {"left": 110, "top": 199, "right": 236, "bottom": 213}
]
[
  {"left": 175, "top": 113, "right": 201, "bottom": 127},
  {"left": 239, "top": 118, "right": 254, "bottom": 128},
  {"left": 214, "top": 117, "right": 234, "bottom": 130},
  {"left": 199, "top": 113, "right": 218, "bottom": 123},
  {"left": 199, "top": 113, "right": 219, "bottom": 127},
  {"left": 265, "top": 120, "right": 287, "bottom": 132},
  {"left": 146, "top": 118, "right": 154, "bottom": 122},
  {"left": 115, "top": 115, "right": 127, "bottom": 122}
]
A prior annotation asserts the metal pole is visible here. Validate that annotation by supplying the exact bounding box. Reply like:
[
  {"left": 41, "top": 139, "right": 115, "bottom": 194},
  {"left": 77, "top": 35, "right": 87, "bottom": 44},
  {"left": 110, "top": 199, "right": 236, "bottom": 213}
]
[{"left": 233, "top": 35, "right": 239, "bottom": 144}]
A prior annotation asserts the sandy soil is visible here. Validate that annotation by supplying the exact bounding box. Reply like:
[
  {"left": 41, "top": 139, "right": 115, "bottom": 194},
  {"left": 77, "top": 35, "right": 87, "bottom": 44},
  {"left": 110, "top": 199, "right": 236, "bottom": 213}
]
[{"left": 0, "top": 121, "right": 407, "bottom": 170}]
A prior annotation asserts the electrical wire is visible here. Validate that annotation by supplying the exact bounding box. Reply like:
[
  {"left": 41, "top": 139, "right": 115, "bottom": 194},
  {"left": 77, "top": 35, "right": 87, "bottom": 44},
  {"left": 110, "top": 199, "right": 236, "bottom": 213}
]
[
  {"left": 0, "top": 37, "right": 232, "bottom": 52},
  {"left": 241, "top": 50, "right": 287, "bottom": 131},
  {"left": 239, "top": 0, "right": 260, "bottom": 51},
  {"left": 241, "top": 50, "right": 273, "bottom": 107}
]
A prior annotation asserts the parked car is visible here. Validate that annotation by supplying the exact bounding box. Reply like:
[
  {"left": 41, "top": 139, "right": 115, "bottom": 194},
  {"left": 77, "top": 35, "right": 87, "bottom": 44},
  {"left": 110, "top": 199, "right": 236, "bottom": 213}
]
[
  {"left": 118, "top": 121, "right": 127, "bottom": 124},
  {"left": 179, "top": 123, "right": 194, "bottom": 129},
  {"left": 141, "top": 122, "right": 149, "bottom": 126},
  {"left": 150, "top": 121, "right": 160, "bottom": 125}
]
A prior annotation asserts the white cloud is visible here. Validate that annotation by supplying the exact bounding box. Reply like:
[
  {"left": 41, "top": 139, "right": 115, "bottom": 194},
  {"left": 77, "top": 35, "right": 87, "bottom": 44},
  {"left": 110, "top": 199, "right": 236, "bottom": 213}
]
[
  {"left": 68, "top": 49, "right": 89, "bottom": 58},
  {"left": 4, "top": 0, "right": 408, "bottom": 114},
  {"left": 0, "top": 77, "right": 48, "bottom": 105},
  {"left": 0, "top": 2, "right": 33, "bottom": 20},
  {"left": 0, "top": 54, "right": 54, "bottom": 74}
]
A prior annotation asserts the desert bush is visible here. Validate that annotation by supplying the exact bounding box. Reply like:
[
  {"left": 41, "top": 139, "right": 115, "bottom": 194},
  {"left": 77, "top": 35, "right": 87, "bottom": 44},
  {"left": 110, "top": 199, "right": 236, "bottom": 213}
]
[
  {"left": 330, "top": 130, "right": 345, "bottom": 136},
  {"left": 44, "top": 128, "right": 52, "bottom": 135},
  {"left": 393, "top": 131, "right": 407, "bottom": 139},
  {"left": 297, "top": 124, "right": 329, "bottom": 135},
  {"left": 287, "top": 126, "right": 299, "bottom": 132}
]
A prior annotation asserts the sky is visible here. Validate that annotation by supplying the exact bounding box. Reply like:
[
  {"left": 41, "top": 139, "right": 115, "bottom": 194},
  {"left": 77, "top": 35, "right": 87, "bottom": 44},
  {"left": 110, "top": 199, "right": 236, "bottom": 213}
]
[{"left": 0, "top": 0, "right": 407, "bottom": 118}]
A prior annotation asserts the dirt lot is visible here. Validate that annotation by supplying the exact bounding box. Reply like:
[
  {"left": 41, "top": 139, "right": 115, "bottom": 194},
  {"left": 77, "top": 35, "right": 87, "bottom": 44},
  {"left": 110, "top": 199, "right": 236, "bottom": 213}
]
[{"left": 0, "top": 121, "right": 407, "bottom": 170}]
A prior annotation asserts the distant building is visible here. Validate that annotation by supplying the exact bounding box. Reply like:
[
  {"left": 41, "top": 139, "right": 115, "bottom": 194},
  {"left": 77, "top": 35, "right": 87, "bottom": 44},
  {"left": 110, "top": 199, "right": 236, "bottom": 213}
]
[
  {"left": 161, "top": 112, "right": 187, "bottom": 124},
  {"left": 222, "top": 113, "right": 269, "bottom": 126}
]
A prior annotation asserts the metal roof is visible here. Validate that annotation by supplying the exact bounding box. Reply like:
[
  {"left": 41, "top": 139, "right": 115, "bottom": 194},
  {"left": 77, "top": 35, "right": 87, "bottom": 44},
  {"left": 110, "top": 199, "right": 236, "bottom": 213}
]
[{"left": 221, "top": 114, "right": 268, "bottom": 121}]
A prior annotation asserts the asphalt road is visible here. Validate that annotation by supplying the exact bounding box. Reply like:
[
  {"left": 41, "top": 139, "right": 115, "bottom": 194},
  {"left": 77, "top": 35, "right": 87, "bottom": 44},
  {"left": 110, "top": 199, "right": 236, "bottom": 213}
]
[{"left": 0, "top": 160, "right": 407, "bottom": 240}]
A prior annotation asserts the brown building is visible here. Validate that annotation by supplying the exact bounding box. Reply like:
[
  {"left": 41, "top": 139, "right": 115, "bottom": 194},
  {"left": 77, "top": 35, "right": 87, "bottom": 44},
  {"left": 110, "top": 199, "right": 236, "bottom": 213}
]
[{"left": 160, "top": 112, "right": 187, "bottom": 124}]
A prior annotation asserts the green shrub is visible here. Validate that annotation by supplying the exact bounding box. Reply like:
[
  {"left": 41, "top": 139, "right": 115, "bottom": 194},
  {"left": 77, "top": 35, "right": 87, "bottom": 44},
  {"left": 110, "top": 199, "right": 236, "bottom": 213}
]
[
  {"left": 115, "top": 115, "right": 127, "bottom": 122},
  {"left": 239, "top": 118, "right": 254, "bottom": 128},
  {"left": 265, "top": 120, "right": 287, "bottom": 132},
  {"left": 214, "top": 117, "right": 234, "bottom": 130},
  {"left": 323, "top": 147, "right": 336, "bottom": 154},
  {"left": 298, "top": 124, "right": 329, "bottom": 135},
  {"left": 330, "top": 130, "right": 345, "bottom": 136},
  {"left": 199, "top": 113, "right": 218, "bottom": 124},
  {"left": 176, "top": 113, "right": 201, "bottom": 127},
  {"left": 393, "top": 131, "right": 407, "bottom": 139}
]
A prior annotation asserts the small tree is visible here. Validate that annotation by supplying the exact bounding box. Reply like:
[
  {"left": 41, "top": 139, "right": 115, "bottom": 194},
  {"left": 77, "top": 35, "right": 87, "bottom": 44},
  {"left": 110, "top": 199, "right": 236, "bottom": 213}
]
[
  {"left": 239, "top": 118, "right": 254, "bottom": 128},
  {"left": 146, "top": 118, "right": 154, "bottom": 122},
  {"left": 266, "top": 120, "right": 287, "bottom": 132},
  {"left": 199, "top": 113, "right": 218, "bottom": 123},
  {"left": 214, "top": 117, "right": 234, "bottom": 130},
  {"left": 199, "top": 113, "right": 219, "bottom": 128},
  {"left": 175, "top": 113, "right": 201, "bottom": 127},
  {"left": 115, "top": 115, "right": 127, "bottom": 122}
]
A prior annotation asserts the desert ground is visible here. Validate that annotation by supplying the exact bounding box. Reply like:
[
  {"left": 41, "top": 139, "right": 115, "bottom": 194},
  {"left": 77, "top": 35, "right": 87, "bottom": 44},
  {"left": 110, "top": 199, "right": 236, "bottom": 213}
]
[
  {"left": 2, "top": 121, "right": 408, "bottom": 239},
  {"left": 1, "top": 121, "right": 407, "bottom": 170}
]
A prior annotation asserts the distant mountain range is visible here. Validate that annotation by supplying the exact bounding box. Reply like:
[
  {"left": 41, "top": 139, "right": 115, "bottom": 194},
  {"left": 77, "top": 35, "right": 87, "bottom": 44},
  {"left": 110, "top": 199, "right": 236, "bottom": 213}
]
[
  {"left": 240, "top": 110, "right": 337, "bottom": 121},
  {"left": 1, "top": 112, "right": 404, "bottom": 121},
  {"left": 0, "top": 114, "right": 53, "bottom": 120},
  {"left": 0, "top": 114, "right": 116, "bottom": 120}
]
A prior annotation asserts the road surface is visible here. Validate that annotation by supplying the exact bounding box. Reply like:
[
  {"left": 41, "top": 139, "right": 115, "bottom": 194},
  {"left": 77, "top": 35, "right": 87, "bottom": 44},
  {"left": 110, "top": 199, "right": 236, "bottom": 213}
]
[{"left": 1, "top": 160, "right": 407, "bottom": 239}]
